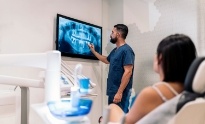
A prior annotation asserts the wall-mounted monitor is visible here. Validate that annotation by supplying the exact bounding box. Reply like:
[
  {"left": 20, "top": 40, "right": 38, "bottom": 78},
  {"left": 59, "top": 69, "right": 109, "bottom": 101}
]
[{"left": 56, "top": 14, "right": 102, "bottom": 60}]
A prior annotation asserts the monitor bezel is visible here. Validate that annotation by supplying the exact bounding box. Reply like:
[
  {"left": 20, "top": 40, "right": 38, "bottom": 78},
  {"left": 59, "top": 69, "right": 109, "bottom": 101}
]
[{"left": 56, "top": 14, "right": 102, "bottom": 60}]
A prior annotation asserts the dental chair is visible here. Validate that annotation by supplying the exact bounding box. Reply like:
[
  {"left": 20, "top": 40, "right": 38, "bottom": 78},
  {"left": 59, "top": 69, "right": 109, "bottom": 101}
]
[
  {"left": 104, "top": 57, "right": 205, "bottom": 124},
  {"left": 168, "top": 57, "right": 205, "bottom": 124},
  {"left": 137, "top": 57, "right": 205, "bottom": 124},
  {"left": 0, "top": 51, "right": 61, "bottom": 124}
]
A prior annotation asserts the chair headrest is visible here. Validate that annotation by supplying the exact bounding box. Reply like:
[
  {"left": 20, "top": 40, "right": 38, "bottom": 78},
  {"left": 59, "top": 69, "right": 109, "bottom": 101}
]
[
  {"left": 184, "top": 57, "right": 205, "bottom": 94},
  {"left": 177, "top": 57, "right": 205, "bottom": 112}
]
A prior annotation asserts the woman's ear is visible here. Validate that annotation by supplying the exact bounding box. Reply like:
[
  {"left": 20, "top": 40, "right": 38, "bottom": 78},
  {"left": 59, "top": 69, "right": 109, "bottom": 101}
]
[
  {"left": 153, "top": 54, "right": 159, "bottom": 73},
  {"left": 157, "top": 54, "right": 162, "bottom": 65},
  {"left": 154, "top": 54, "right": 162, "bottom": 74}
]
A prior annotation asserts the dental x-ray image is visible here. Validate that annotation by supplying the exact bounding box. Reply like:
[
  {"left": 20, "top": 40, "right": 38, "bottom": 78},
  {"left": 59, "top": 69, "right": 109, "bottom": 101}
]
[{"left": 56, "top": 14, "right": 102, "bottom": 60}]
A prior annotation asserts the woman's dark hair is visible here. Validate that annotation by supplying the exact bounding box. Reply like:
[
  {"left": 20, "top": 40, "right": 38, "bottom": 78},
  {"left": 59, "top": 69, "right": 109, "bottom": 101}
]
[
  {"left": 157, "top": 34, "right": 197, "bottom": 83},
  {"left": 114, "top": 24, "right": 128, "bottom": 39}
]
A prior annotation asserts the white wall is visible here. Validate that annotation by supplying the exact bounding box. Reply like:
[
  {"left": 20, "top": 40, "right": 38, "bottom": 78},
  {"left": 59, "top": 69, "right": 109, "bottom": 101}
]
[
  {"left": 126, "top": 0, "right": 199, "bottom": 92},
  {"left": 124, "top": 0, "right": 150, "bottom": 33},
  {"left": 198, "top": 0, "right": 205, "bottom": 56},
  {"left": 0, "top": 0, "right": 103, "bottom": 123},
  {"left": 0, "top": 0, "right": 102, "bottom": 53}
]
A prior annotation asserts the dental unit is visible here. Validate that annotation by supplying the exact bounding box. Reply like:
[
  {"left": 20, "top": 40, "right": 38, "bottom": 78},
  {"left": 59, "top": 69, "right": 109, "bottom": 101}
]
[{"left": 0, "top": 50, "right": 94, "bottom": 124}]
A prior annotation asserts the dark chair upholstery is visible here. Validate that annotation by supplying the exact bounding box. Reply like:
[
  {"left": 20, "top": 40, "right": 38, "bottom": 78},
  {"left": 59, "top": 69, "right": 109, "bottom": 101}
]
[{"left": 176, "top": 57, "right": 205, "bottom": 112}]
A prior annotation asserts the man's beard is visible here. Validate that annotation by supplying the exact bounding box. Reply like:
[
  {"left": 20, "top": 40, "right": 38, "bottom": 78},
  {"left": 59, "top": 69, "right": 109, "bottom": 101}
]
[{"left": 110, "top": 37, "right": 117, "bottom": 44}]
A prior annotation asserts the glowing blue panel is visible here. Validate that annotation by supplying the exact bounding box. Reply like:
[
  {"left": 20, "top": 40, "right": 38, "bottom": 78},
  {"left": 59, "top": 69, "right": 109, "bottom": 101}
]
[{"left": 56, "top": 14, "right": 102, "bottom": 60}]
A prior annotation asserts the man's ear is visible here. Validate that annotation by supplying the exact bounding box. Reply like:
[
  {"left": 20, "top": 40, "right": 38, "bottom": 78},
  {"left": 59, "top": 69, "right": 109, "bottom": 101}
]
[{"left": 117, "top": 32, "right": 121, "bottom": 38}]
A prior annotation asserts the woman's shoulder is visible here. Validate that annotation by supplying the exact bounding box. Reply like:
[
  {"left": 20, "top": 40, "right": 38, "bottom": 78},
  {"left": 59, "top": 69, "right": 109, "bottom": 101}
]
[
  {"left": 137, "top": 85, "right": 161, "bottom": 101},
  {"left": 133, "top": 85, "right": 165, "bottom": 115},
  {"left": 141, "top": 82, "right": 163, "bottom": 93},
  {"left": 149, "top": 82, "right": 183, "bottom": 100},
  {"left": 137, "top": 82, "right": 169, "bottom": 102}
]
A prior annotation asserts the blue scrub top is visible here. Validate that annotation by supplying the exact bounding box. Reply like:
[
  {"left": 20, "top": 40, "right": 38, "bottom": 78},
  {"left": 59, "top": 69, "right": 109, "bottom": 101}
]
[{"left": 107, "top": 44, "right": 135, "bottom": 96}]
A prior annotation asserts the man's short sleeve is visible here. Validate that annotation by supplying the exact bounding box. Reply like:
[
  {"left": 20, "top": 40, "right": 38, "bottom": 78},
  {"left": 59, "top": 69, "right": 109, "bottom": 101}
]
[{"left": 123, "top": 49, "right": 135, "bottom": 66}]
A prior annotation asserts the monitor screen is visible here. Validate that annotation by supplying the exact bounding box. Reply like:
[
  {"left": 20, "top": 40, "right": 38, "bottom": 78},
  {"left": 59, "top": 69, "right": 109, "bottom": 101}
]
[{"left": 56, "top": 14, "right": 102, "bottom": 60}]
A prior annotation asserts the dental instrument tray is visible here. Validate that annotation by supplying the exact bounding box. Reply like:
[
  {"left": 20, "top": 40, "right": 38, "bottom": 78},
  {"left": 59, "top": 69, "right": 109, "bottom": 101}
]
[{"left": 47, "top": 98, "right": 92, "bottom": 120}]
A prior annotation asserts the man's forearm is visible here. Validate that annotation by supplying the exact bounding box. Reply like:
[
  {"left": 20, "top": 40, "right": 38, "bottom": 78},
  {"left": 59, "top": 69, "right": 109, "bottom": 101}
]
[
  {"left": 88, "top": 43, "right": 109, "bottom": 64},
  {"left": 92, "top": 51, "right": 109, "bottom": 64},
  {"left": 117, "top": 71, "right": 132, "bottom": 94}
]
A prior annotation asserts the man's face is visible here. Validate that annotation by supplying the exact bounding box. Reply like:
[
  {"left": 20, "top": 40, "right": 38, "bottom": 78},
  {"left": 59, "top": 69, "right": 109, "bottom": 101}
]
[
  {"left": 110, "top": 36, "right": 117, "bottom": 44},
  {"left": 110, "top": 28, "right": 119, "bottom": 44}
]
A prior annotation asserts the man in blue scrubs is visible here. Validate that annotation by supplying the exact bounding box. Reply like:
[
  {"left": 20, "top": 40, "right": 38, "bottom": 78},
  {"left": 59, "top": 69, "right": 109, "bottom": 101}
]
[{"left": 88, "top": 24, "right": 135, "bottom": 113}]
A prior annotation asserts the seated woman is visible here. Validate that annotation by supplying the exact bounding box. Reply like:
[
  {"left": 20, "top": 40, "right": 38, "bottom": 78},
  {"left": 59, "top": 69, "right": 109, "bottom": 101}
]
[{"left": 108, "top": 34, "right": 197, "bottom": 124}]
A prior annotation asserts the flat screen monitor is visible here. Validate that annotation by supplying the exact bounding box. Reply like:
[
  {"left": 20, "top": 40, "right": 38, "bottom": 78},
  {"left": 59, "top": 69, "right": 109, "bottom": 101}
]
[{"left": 56, "top": 14, "right": 102, "bottom": 60}]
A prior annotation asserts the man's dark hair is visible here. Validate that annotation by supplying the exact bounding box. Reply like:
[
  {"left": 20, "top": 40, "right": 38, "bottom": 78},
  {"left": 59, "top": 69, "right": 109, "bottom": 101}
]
[
  {"left": 157, "top": 34, "right": 197, "bottom": 83},
  {"left": 114, "top": 24, "right": 128, "bottom": 39}
]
